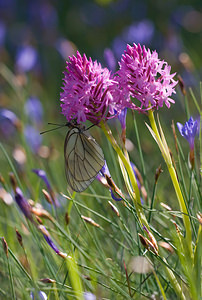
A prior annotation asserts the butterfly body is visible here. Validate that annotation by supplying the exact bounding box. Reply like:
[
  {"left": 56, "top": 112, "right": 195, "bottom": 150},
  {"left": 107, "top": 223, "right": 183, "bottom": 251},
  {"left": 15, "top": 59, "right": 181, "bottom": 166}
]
[{"left": 64, "top": 125, "right": 105, "bottom": 192}]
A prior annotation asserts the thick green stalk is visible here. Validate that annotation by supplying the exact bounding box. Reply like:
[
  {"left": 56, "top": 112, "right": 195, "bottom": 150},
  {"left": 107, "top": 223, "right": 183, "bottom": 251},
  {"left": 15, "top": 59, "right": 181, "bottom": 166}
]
[{"left": 100, "top": 121, "right": 148, "bottom": 228}]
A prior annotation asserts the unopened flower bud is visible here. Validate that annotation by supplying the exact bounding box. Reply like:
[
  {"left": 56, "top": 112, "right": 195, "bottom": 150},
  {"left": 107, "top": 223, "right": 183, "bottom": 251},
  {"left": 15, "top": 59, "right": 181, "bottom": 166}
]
[
  {"left": 42, "top": 189, "right": 52, "bottom": 204},
  {"left": 81, "top": 216, "right": 100, "bottom": 227},
  {"left": 108, "top": 201, "right": 120, "bottom": 217},
  {"left": 16, "top": 228, "right": 23, "bottom": 247},
  {"left": 177, "top": 75, "right": 186, "bottom": 96},
  {"left": 39, "top": 278, "right": 56, "bottom": 284},
  {"left": 9, "top": 172, "right": 17, "bottom": 192},
  {"left": 1, "top": 237, "right": 8, "bottom": 257},
  {"left": 65, "top": 212, "right": 70, "bottom": 225}
]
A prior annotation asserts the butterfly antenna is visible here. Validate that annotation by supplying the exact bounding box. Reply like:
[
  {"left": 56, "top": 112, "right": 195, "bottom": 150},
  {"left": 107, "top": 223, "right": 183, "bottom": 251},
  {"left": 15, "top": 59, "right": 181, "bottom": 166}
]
[
  {"left": 40, "top": 123, "right": 67, "bottom": 135},
  {"left": 86, "top": 124, "right": 96, "bottom": 131}
]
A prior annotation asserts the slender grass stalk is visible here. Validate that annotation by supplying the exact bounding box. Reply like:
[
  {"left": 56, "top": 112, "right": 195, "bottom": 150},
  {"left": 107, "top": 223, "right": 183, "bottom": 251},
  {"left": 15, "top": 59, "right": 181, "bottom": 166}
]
[
  {"left": 8, "top": 247, "right": 33, "bottom": 282},
  {"left": 148, "top": 180, "right": 158, "bottom": 223},
  {"left": 193, "top": 222, "right": 202, "bottom": 298},
  {"left": 6, "top": 253, "right": 16, "bottom": 300},
  {"left": 147, "top": 109, "right": 193, "bottom": 260},
  {"left": 152, "top": 269, "right": 167, "bottom": 300},
  {"left": 0, "top": 143, "right": 23, "bottom": 190}
]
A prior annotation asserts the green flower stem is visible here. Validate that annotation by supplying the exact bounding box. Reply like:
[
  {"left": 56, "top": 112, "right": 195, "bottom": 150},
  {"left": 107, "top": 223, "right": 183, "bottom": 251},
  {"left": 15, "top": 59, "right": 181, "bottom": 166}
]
[
  {"left": 65, "top": 253, "right": 84, "bottom": 300},
  {"left": 152, "top": 269, "right": 167, "bottom": 300},
  {"left": 100, "top": 121, "right": 149, "bottom": 228},
  {"left": 161, "top": 257, "right": 186, "bottom": 300},
  {"left": 148, "top": 109, "right": 193, "bottom": 259}
]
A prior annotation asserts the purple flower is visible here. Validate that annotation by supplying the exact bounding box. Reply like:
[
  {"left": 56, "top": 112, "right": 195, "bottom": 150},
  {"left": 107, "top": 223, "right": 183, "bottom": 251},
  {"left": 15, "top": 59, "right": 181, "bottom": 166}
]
[
  {"left": 177, "top": 117, "right": 198, "bottom": 149},
  {"left": 104, "top": 48, "right": 117, "bottom": 72},
  {"left": 32, "top": 169, "right": 59, "bottom": 206},
  {"left": 30, "top": 291, "right": 47, "bottom": 300},
  {"left": 123, "top": 20, "right": 154, "bottom": 45},
  {"left": 99, "top": 161, "right": 111, "bottom": 178},
  {"left": 41, "top": 225, "right": 60, "bottom": 254},
  {"left": 24, "top": 96, "right": 43, "bottom": 124},
  {"left": 15, "top": 45, "right": 38, "bottom": 73},
  {"left": 110, "top": 189, "right": 122, "bottom": 201},
  {"left": 32, "top": 169, "right": 51, "bottom": 190},
  {"left": 0, "top": 109, "right": 20, "bottom": 137},
  {"left": 114, "top": 43, "right": 178, "bottom": 112},
  {"left": 112, "top": 37, "right": 127, "bottom": 59},
  {"left": 38, "top": 225, "right": 67, "bottom": 258},
  {"left": 60, "top": 51, "right": 119, "bottom": 124},
  {"left": 0, "top": 21, "right": 6, "bottom": 47},
  {"left": 14, "top": 187, "right": 33, "bottom": 221},
  {"left": 84, "top": 292, "right": 96, "bottom": 300},
  {"left": 24, "top": 125, "right": 42, "bottom": 153},
  {"left": 118, "top": 108, "right": 127, "bottom": 131}
]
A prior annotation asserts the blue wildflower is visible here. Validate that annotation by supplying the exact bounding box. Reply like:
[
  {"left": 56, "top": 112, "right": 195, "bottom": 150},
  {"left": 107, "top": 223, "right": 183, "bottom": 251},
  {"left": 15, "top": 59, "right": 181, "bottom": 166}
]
[
  {"left": 14, "top": 187, "right": 33, "bottom": 221},
  {"left": 25, "top": 97, "right": 43, "bottom": 124},
  {"left": 15, "top": 45, "right": 38, "bottom": 73},
  {"left": 38, "top": 225, "right": 67, "bottom": 258},
  {"left": 0, "top": 21, "right": 6, "bottom": 47},
  {"left": 123, "top": 20, "right": 154, "bottom": 45},
  {"left": 0, "top": 109, "right": 20, "bottom": 137},
  {"left": 24, "top": 125, "right": 42, "bottom": 153},
  {"left": 118, "top": 108, "right": 127, "bottom": 144},
  {"left": 32, "top": 169, "right": 58, "bottom": 206},
  {"left": 118, "top": 108, "right": 127, "bottom": 131},
  {"left": 104, "top": 48, "right": 116, "bottom": 72},
  {"left": 30, "top": 291, "right": 47, "bottom": 300},
  {"left": 32, "top": 169, "right": 51, "bottom": 190},
  {"left": 84, "top": 292, "right": 96, "bottom": 300},
  {"left": 177, "top": 117, "right": 198, "bottom": 149}
]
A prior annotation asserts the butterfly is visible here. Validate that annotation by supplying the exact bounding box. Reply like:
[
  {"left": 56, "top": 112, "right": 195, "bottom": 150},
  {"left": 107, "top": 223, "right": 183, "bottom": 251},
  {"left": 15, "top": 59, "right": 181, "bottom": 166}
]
[
  {"left": 64, "top": 123, "right": 105, "bottom": 192},
  {"left": 41, "top": 122, "right": 105, "bottom": 192}
]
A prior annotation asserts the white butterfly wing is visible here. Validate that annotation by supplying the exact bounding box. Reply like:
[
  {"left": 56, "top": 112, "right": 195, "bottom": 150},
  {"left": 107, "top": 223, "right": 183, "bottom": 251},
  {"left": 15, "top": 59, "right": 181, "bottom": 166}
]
[{"left": 64, "top": 128, "right": 105, "bottom": 192}]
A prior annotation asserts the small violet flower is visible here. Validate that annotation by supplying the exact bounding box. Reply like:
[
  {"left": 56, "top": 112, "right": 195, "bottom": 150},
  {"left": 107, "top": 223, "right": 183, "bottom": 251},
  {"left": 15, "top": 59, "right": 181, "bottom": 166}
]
[
  {"left": 104, "top": 48, "right": 117, "bottom": 72},
  {"left": 177, "top": 117, "right": 198, "bottom": 150},
  {"left": 30, "top": 291, "right": 47, "bottom": 300},
  {"left": 32, "top": 169, "right": 51, "bottom": 190},
  {"left": 118, "top": 108, "right": 127, "bottom": 144},
  {"left": 118, "top": 108, "right": 127, "bottom": 131},
  {"left": 123, "top": 20, "right": 154, "bottom": 45},
  {"left": 32, "top": 169, "right": 58, "bottom": 206},
  {"left": 0, "top": 109, "right": 20, "bottom": 137},
  {"left": 14, "top": 187, "right": 33, "bottom": 221},
  {"left": 60, "top": 51, "right": 120, "bottom": 125},
  {"left": 24, "top": 125, "right": 42, "bottom": 154},
  {"left": 15, "top": 45, "right": 38, "bottom": 73},
  {"left": 84, "top": 292, "right": 96, "bottom": 300},
  {"left": 114, "top": 43, "right": 178, "bottom": 112},
  {"left": 24, "top": 96, "right": 43, "bottom": 124},
  {"left": 38, "top": 225, "right": 67, "bottom": 258}
]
